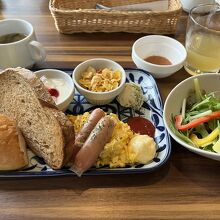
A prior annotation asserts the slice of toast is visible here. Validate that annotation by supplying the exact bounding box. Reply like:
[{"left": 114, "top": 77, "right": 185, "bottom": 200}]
[
  {"left": 0, "top": 69, "right": 65, "bottom": 169},
  {"left": 10, "top": 67, "right": 56, "bottom": 106},
  {"left": 8, "top": 68, "right": 75, "bottom": 167},
  {"left": 44, "top": 107, "right": 75, "bottom": 166}
]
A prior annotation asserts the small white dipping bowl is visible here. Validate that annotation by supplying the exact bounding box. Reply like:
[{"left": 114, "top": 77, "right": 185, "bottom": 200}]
[
  {"left": 132, "top": 35, "right": 187, "bottom": 78},
  {"left": 163, "top": 73, "right": 220, "bottom": 161},
  {"left": 72, "top": 58, "right": 126, "bottom": 105},
  {"left": 34, "top": 69, "right": 75, "bottom": 111}
]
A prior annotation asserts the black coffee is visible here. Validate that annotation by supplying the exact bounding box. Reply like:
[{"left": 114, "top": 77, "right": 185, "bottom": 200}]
[{"left": 0, "top": 33, "right": 27, "bottom": 44}]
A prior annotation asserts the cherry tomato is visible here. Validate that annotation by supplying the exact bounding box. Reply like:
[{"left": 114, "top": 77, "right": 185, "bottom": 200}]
[{"left": 127, "top": 117, "right": 155, "bottom": 138}]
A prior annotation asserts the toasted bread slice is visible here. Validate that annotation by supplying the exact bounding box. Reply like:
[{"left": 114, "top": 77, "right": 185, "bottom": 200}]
[
  {"left": 0, "top": 69, "right": 65, "bottom": 169},
  {"left": 10, "top": 67, "right": 56, "bottom": 106},
  {"left": 44, "top": 107, "right": 75, "bottom": 166},
  {"left": 12, "top": 68, "right": 75, "bottom": 166}
]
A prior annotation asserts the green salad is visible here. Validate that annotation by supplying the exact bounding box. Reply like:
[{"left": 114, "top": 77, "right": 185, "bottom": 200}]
[{"left": 170, "top": 78, "right": 220, "bottom": 153}]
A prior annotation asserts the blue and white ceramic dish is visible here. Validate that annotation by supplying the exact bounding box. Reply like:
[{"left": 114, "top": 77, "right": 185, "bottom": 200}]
[{"left": 0, "top": 68, "right": 171, "bottom": 177}]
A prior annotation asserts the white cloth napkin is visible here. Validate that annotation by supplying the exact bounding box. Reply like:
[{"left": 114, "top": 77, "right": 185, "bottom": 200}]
[{"left": 96, "top": 0, "right": 169, "bottom": 11}]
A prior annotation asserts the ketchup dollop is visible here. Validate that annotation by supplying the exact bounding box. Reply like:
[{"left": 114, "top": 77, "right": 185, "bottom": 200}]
[{"left": 127, "top": 117, "right": 155, "bottom": 138}]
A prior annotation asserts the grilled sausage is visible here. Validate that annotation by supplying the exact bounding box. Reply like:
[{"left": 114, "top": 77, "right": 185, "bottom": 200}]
[
  {"left": 72, "top": 108, "right": 105, "bottom": 159},
  {"left": 71, "top": 115, "right": 115, "bottom": 176}
]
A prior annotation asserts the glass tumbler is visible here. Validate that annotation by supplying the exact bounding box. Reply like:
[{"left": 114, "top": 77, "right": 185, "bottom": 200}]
[{"left": 184, "top": 4, "right": 220, "bottom": 75}]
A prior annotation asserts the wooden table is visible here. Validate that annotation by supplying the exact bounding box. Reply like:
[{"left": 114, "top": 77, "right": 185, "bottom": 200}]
[{"left": 1, "top": 1, "right": 220, "bottom": 219}]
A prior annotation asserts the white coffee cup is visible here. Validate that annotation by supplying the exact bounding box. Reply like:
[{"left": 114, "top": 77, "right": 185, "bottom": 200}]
[
  {"left": 0, "top": 19, "right": 46, "bottom": 69},
  {"left": 180, "top": 0, "right": 216, "bottom": 12}
]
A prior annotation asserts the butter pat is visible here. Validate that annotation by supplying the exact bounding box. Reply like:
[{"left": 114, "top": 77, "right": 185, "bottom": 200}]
[{"left": 116, "top": 82, "right": 144, "bottom": 110}]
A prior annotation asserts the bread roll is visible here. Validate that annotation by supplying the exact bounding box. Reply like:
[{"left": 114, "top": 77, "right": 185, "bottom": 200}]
[{"left": 0, "top": 114, "right": 28, "bottom": 170}]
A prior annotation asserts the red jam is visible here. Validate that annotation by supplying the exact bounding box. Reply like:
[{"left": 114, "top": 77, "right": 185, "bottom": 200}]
[
  {"left": 127, "top": 117, "right": 155, "bottom": 138},
  {"left": 48, "top": 88, "right": 59, "bottom": 98}
]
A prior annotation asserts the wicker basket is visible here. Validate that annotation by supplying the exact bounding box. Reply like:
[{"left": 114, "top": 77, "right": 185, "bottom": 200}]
[{"left": 49, "top": 0, "right": 182, "bottom": 34}]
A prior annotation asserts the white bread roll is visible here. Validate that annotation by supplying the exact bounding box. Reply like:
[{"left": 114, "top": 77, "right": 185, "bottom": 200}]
[{"left": 0, "top": 114, "right": 28, "bottom": 170}]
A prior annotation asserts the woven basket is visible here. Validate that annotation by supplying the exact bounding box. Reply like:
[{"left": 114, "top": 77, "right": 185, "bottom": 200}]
[{"left": 49, "top": 0, "right": 182, "bottom": 34}]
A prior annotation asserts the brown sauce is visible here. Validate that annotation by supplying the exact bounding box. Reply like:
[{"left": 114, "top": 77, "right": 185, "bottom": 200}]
[{"left": 144, "top": 55, "right": 172, "bottom": 65}]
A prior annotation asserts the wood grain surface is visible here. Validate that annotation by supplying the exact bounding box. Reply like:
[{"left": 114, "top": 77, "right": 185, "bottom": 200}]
[{"left": 1, "top": 1, "right": 220, "bottom": 219}]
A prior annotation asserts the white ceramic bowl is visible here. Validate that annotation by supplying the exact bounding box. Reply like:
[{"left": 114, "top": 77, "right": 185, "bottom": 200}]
[
  {"left": 163, "top": 73, "right": 220, "bottom": 161},
  {"left": 34, "top": 69, "right": 74, "bottom": 111},
  {"left": 132, "top": 35, "right": 187, "bottom": 78},
  {"left": 72, "top": 58, "right": 126, "bottom": 105}
]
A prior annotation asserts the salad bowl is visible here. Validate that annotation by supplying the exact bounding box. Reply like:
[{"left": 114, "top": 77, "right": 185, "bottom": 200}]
[{"left": 163, "top": 73, "right": 220, "bottom": 161}]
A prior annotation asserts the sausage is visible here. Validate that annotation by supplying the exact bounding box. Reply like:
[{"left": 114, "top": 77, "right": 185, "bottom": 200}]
[
  {"left": 71, "top": 108, "right": 105, "bottom": 159},
  {"left": 71, "top": 115, "right": 115, "bottom": 176}
]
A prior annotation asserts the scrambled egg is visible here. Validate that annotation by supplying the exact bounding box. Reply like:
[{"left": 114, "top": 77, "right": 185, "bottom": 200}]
[
  {"left": 67, "top": 113, "right": 156, "bottom": 168},
  {"left": 68, "top": 113, "right": 134, "bottom": 167},
  {"left": 97, "top": 113, "right": 134, "bottom": 168},
  {"left": 68, "top": 112, "right": 90, "bottom": 134}
]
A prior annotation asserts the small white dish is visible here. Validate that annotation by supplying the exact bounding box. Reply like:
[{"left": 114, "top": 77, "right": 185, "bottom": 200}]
[
  {"left": 72, "top": 58, "right": 126, "bottom": 105},
  {"left": 34, "top": 69, "right": 74, "bottom": 111},
  {"left": 132, "top": 35, "right": 187, "bottom": 78},
  {"left": 163, "top": 73, "right": 220, "bottom": 161}
]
